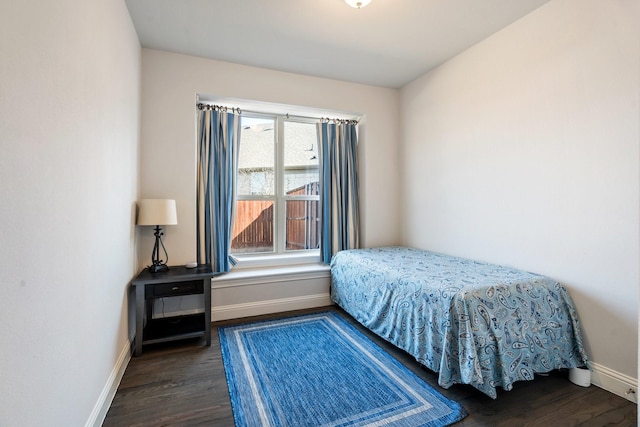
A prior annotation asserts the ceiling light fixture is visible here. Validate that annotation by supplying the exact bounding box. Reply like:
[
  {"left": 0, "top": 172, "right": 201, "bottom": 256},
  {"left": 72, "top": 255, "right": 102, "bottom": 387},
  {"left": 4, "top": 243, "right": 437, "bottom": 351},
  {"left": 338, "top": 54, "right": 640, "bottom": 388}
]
[{"left": 345, "top": 0, "right": 371, "bottom": 9}]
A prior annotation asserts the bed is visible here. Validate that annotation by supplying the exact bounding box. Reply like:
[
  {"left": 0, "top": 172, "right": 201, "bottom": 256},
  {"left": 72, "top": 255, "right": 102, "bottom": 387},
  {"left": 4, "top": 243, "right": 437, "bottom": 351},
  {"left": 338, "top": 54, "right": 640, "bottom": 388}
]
[{"left": 330, "top": 246, "right": 589, "bottom": 398}]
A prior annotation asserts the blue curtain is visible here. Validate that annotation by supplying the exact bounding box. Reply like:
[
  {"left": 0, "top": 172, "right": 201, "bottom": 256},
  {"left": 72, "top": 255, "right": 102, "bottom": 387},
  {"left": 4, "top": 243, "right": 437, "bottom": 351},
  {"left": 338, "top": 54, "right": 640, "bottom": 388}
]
[
  {"left": 196, "top": 107, "right": 241, "bottom": 273},
  {"left": 317, "top": 121, "right": 361, "bottom": 264}
]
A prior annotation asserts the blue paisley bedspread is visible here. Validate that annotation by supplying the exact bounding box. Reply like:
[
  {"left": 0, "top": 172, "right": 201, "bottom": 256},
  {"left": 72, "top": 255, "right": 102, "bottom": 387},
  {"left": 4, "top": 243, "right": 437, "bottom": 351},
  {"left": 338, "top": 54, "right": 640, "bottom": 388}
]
[{"left": 330, "top": 247, "right": 588, "bottom": 398}]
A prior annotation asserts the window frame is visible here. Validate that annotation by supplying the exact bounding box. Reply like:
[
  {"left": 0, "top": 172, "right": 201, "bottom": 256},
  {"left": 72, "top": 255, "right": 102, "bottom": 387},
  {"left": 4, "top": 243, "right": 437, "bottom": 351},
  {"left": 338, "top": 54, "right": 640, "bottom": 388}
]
[{"left": 232, "top": 113, "right": 321, "bottom": 268}]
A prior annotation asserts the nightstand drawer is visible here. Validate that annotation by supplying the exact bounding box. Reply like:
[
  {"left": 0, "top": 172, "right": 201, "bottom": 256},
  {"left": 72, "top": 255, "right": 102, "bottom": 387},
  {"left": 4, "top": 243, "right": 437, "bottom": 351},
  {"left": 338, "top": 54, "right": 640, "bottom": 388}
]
[{"left": 145, "top": 280, "right": 204, "bottom": 298}]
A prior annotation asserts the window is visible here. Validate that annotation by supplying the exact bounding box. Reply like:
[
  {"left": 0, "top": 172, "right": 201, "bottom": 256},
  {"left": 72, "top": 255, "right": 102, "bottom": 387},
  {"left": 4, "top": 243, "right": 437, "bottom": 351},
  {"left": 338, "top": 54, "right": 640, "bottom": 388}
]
[{"left": 231, "top": 114, "right": 320, "bottom": 259}]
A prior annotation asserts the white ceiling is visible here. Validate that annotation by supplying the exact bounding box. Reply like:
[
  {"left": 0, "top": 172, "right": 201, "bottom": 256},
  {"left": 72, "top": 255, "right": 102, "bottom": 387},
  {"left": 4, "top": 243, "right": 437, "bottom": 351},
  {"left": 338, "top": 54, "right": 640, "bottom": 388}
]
[{"left": 125, "top": 0, "right": 550, "bottom": 88}]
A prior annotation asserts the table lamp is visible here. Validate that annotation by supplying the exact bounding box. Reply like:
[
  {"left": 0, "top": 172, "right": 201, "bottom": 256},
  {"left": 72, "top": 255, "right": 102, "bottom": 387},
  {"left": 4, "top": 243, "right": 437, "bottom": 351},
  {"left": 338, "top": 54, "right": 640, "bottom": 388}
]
[{"left": 137, "top": 199, "right": 178, "bottom": 273}]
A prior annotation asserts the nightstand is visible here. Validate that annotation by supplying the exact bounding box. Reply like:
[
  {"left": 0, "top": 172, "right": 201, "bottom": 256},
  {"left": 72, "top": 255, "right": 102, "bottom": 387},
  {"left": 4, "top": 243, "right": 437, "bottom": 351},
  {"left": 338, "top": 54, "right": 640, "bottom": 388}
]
[{"left": 132, "top": 265, "right": 214, "bottom": 356}]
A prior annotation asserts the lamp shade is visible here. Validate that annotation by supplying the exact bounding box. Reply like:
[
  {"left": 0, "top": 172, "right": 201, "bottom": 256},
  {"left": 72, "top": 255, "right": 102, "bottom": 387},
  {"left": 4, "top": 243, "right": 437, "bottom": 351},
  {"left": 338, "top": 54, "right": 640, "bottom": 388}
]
[{"left": 137, "top": 199, "right": 178, "bottom": 226}]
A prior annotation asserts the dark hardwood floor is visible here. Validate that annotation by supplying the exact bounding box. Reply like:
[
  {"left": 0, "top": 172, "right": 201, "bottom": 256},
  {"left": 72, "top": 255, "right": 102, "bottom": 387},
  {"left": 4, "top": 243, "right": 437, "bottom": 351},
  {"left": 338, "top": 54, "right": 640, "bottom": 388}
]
[{"left": 104, "top": 306, "right": 637, "bottom": 426}]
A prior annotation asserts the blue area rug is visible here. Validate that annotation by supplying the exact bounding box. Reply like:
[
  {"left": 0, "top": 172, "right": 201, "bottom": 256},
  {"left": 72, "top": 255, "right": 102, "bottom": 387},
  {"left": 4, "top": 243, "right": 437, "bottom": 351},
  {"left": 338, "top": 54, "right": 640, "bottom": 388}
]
[{"left": 219, "top": 311, "right": 467, "bottom": 426}]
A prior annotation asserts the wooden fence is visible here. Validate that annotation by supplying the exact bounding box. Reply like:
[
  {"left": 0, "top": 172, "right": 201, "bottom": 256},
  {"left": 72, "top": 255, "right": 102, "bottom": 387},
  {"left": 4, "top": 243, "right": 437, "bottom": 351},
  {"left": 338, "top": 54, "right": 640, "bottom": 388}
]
[{"left": 231, "top": 183, "right": 319, "bottom": 252}]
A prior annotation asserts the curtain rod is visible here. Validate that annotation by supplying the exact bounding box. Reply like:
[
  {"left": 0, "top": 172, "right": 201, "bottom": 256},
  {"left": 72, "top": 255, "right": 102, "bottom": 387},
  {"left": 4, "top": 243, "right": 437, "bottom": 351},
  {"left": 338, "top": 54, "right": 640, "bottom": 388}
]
[{"left": 196, "top": 102, "right": 359, "bottom": 125}]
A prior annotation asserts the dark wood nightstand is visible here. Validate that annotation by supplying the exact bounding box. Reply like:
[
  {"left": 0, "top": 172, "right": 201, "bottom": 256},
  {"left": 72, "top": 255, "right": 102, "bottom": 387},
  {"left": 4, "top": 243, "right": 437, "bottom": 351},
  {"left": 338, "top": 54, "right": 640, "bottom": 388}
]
[{"left": 132, "top": 265, "right": 214, "bottom": 356}]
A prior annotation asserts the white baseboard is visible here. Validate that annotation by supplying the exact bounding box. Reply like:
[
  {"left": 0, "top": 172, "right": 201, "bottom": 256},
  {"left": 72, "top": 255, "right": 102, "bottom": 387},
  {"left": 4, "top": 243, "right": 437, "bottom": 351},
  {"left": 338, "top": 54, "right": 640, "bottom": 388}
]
[
  {"left": 590, "top": 362, "right": 638, "bottom": 403},
  {"left": 85, "top": 338, "right": 132, "bottom": 427},
  {"left": 212, "top": 293, "right": 332, "bottom": 321}
]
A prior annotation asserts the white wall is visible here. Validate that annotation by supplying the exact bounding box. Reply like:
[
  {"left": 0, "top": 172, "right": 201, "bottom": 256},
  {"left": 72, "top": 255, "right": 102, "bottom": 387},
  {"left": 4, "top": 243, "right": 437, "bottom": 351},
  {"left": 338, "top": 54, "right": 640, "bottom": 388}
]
[
  {"left": 401, "top": 0, "right": 638, "bottom": 384},
  {"left": 138, "top": 49, "right": 401, "bottom": 270},
  {"left": 0, "top": 1, "right": 141, "bottom": 425}
]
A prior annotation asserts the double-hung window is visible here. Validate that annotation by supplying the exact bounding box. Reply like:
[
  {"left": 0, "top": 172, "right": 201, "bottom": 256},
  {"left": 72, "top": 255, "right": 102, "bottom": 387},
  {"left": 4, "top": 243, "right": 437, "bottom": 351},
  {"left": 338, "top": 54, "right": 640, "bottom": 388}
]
[{"left": 231, "top": 113, "right": 320, "bottom": 263}]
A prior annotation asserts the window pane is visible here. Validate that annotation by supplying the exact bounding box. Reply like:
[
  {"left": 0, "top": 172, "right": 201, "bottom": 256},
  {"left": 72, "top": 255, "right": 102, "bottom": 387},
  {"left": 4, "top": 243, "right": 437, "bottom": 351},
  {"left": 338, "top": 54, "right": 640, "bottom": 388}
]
[
  {"left": 232, "top": 200, "right": 274, "bottom": 254},
  {"left": 285, "top": 200, "right": 320, "bottom": 251},
  {"left": 284, "top": 121, "right": 319, "bottom": 194},
  {"left": 238, "top": 116, "right": 275, "bottom": 196}
]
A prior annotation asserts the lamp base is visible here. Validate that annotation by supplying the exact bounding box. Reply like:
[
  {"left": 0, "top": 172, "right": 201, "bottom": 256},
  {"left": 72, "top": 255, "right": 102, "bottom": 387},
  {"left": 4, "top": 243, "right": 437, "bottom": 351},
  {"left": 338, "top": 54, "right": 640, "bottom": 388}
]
[{"left": 148, "top": 263, "right": 169, "bottom": 273}]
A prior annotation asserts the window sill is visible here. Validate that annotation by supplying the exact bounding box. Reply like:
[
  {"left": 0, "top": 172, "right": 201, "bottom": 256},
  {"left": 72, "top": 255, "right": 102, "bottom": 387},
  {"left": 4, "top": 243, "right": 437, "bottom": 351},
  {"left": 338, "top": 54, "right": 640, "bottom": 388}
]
[
  {"left": 211, "top": 262, "right": 330, "bottom": 288},
  {"left": 231, "top": 251, "right": 321, "bottom": 270}
]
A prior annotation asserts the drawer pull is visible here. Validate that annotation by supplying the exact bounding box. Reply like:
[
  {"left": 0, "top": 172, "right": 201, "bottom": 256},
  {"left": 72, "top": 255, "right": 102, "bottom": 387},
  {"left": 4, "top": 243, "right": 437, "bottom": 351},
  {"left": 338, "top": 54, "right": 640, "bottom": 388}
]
[{"left": 172, "top": 286, "right": 179, "bottom": 291}]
